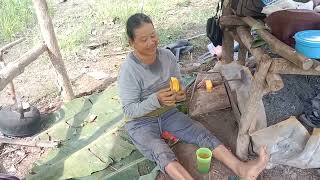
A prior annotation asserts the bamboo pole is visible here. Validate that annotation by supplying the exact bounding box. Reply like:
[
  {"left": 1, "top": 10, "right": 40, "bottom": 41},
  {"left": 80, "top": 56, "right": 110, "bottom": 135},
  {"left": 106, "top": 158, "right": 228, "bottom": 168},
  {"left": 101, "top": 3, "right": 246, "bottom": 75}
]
[
  {"left": 241, "top": 17, "right": 313, "bottom": 70},
  {"left": 0, "top": 44, "right": 47, "bottom": 91},
  {"left": 33, "top": 0, "right": 74, "bottom": 101},
  {"left": 236, "top": 26, "right": 271, "bottom": 159}
]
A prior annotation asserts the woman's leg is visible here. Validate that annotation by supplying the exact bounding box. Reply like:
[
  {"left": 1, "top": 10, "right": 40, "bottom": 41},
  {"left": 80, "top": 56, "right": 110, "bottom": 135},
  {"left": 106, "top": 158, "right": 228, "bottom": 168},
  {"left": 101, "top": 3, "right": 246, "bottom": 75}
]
[
  {"left": 162, "top": 110, "right": 268, "bottom": 179},
  {"left": 125, "top": 117, "right": 193, "bottom": 180}
]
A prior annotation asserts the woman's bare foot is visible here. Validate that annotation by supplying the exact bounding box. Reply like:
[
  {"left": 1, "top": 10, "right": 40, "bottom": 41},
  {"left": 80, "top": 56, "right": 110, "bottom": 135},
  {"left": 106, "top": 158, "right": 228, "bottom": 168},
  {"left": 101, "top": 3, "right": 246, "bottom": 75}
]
[{"left": 238, "top": 146, "right": 269, "bottom": 180}]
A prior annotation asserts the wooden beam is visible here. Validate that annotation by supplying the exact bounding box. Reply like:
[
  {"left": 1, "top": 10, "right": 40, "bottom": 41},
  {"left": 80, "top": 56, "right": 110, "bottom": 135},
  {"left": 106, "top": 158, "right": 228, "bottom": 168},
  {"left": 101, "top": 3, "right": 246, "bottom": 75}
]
[
  {"left": 0, "top": 44, "right": 47, "bottom": 91},
  {"left": 33, "top": 0, "right": 74, "bottom": 101},
  {"left": 220, "top": 15, "right": 247, "bottom": 27},
  {"left": 221, "top": 6, "right": 234, "bottom": 64},
  {"left": 241, "top": 17, "right": 313, "bottom": 70},
  {"left": 0, "top": 38, "right": 26, "bottom": 54},
  {"left": 266, "top": 73, "right": 284, "bottom": 92},
  {"left": 270, "top": 58, "right": 320, "bottom": 76},
  {"left": 236, "top": 26, "right": 271, "bottom": 159},
  {"left": 238, "top": 44, "right": 247, "bottom": 66}
]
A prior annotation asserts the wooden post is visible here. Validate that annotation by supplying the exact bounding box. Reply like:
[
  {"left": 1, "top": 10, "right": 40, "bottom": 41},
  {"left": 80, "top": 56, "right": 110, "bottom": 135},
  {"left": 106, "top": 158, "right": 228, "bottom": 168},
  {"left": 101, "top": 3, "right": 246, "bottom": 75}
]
[
  {"left": 0, "top": 38, "right": 25, "bottom": 104},
  {"left": 236, "top": 26, "right": 272, "bottom": 159},
  {"left": 222, "top": 7, "right": 234, "bottom": 64},
  {"left": 241, "top": 17, "right": 313, "bottom": 70},
  {"left": 238, "top": 44, "right": 247, "bottom": 65},
  {"left": 33, "top": 0, "right": 74, "bottom": 101},
  {"left": 0, "top": 44, "right": 47, "bottom": 91}
]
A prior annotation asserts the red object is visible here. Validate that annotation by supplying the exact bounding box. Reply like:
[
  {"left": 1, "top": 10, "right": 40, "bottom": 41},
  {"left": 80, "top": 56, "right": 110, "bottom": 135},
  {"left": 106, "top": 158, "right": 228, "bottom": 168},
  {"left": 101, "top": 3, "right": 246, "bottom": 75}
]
[{"left": 161, "top": 131, "right": 178, "bottom": 142}]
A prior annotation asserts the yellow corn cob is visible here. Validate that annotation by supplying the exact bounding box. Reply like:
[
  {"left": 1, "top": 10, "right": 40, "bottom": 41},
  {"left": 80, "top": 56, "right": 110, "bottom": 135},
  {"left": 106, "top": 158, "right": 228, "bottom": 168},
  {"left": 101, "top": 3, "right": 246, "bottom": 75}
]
[
  {"left": 205, "top": 80, "right": 213, "bottom": 92},
  {"left": 170, "top": 77, "right": 180, "bottom": 92}
]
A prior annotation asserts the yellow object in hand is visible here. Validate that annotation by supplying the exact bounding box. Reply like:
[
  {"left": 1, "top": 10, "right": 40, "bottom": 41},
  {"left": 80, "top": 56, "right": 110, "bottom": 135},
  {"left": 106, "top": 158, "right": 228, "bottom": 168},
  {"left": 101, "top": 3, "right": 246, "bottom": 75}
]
[
  {"left": 205, "top": 80, "right": 213, "bottom": 92},
  {"left": 170, "top": 77, "right": 180, "bottom": 92}
]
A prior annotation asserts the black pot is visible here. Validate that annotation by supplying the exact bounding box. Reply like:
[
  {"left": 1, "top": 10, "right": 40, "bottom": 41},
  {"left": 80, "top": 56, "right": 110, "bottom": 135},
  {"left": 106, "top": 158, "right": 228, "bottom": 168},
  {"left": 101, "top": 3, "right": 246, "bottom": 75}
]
[{"left": 0, "top": 105, "right": 41, "bottom": 137}]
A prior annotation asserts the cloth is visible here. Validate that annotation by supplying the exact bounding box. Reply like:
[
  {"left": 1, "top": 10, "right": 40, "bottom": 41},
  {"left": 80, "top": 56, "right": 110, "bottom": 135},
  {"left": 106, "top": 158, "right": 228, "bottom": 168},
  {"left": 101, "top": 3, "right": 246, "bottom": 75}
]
[
  {"left": 118, "top": 48, "right": 182, "bottom": 119},
  {"left": 124, "top": 108, "right": 222, "bottom": 172}
]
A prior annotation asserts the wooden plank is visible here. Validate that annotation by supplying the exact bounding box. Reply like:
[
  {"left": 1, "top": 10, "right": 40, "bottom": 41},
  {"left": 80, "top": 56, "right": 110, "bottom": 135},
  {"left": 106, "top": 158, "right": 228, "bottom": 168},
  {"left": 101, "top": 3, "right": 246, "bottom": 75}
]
[
  {"left": 33, "top": 0, "right": 74, "bottom": 101},
  {"left": 241, "top": 16, "right": 313, "bottom": 70},
  {"left": 0, "top": 43, "right": 47, "bottom": 91}
]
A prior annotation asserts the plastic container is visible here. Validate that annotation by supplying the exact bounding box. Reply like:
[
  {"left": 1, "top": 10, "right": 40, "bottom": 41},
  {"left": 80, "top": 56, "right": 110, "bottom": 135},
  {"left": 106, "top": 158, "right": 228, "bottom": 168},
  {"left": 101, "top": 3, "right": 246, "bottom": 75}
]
[
  {"left": 294, "top": 30, "right": 320, "bottom": 59},
  {"left": 196, "top": 147, "right": 212, "bottom": 173}
]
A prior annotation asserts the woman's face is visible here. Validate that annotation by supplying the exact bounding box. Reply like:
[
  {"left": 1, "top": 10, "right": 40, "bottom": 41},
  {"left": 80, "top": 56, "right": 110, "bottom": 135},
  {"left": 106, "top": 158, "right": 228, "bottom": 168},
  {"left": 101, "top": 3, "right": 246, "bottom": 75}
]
[{"left": 130, "top": 23, "right": 159, "bottom": 56}]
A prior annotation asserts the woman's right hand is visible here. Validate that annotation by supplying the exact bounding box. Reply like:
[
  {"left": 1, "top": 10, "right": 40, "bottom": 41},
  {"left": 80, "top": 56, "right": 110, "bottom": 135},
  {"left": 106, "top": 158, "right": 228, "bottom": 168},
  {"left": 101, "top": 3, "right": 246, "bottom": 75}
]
[{"left": 156, "top": 87, "right": 176, "bottom": 106}]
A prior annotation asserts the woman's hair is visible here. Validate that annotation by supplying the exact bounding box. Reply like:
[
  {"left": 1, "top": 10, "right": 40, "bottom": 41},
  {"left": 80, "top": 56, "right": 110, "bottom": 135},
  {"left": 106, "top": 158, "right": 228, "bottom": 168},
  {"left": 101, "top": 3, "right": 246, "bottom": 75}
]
[{"left": 126, "top": 13, "right": 153, "bottom": 40}]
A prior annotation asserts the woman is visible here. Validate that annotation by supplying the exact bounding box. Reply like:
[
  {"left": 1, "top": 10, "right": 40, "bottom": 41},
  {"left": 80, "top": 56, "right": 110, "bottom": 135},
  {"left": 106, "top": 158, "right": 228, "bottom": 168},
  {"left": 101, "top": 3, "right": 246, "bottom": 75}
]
[{"left": 118, "top": 13, "right": 268, "bottom": 180}]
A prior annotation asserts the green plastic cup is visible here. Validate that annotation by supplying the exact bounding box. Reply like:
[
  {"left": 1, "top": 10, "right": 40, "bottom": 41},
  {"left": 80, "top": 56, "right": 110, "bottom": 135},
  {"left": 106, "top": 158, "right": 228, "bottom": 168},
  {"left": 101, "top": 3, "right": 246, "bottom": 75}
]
[{"left": 196, "top": 147, "right": 212, "bottom": 173}]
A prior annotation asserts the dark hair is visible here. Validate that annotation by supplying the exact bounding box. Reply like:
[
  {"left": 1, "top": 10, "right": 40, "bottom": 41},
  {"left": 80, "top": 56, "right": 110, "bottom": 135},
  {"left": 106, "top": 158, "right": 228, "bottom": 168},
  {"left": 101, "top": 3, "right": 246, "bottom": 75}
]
[{"left": 126, "top": 13, "right": 153, "bottom": 40}]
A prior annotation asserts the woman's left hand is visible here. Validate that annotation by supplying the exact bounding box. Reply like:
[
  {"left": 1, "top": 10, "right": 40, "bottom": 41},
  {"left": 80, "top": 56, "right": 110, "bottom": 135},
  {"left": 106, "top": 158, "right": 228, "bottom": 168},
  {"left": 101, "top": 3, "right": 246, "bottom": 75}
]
[{"left": 175, "top": 90, "right": 186, "bottom": 102}]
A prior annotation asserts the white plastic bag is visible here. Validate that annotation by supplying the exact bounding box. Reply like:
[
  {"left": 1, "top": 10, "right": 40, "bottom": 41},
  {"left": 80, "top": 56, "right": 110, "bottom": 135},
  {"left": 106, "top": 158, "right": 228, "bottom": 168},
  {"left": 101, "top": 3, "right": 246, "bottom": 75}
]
[{"left": 262, "top": 0, "right": 314, "bottom": 15}]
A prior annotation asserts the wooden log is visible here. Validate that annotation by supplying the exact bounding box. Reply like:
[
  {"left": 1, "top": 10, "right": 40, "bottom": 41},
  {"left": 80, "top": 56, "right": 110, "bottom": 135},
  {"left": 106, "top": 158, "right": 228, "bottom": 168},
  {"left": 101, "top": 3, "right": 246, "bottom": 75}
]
[
  {"left": 236, "top": 26, "right": 271, "bottom": 159},
  {"left": 222, "top": 6, "right": 234, "bottom": 64},
  {"left": 0, "top": 51, "right": 17, "bottom": 104},
  {"left": 237, "top": 26, "right": 265, "bottom": 63},
  {"left": 0, "top": 37, "right": 26, "bottom": 54},
  {"left": 237, "top": 54, "right": 272, "bottom": 160},
  {"left": 0, "top": 137, "right": 59, "bottom": 148},
  {"left": 33, "top": 0, "right": 74, "bottom": 101},
  {"left": 0, "top": 43, "right": 47, "bottom": 91},
  {"left": 241, "top": 17, "right": 313, "bottom": 70},
  {"left": 238, "top": 43, "right": 247, "bottom": 66},
  {"left": 220, "top": 15, "right": 247, "bottom": 27},
  {"left": 266, "top": 73, "right": 284, "bottom": 92},
  {"left": 270, "top": 58, "right": 320, "bottom": 76}
]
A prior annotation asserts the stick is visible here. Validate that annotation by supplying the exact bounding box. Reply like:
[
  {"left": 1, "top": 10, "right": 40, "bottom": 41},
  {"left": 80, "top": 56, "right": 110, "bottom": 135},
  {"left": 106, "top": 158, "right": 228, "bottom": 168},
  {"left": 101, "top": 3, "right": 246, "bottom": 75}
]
[
  {"left": 33, "top": 0, "right": 75, "bottom": 101},
  {"left": 0, "top": 43, "right": 47, "bottom": 91},
  {"left": 241, "top": 17, "right": 313, "bottom": 70},
  {"left": 104, "top": 50, "right": 131, "bottom": 57},
  {"left": 0, "top": 137, "right": 60, "bottom": 148},
  {"left": 0, "top": 38, "right": 26, "bottom": 54},
  {"left": 185, "top": 33, "right": 206, "bottom": 41},
  {"left": 269, "top": 58, "right": 320, "bottom": 76}
]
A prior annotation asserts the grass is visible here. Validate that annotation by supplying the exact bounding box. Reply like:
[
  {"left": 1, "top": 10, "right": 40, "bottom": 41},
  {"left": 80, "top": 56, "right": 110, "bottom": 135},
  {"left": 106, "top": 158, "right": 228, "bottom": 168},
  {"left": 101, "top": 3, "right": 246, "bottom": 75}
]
[
  {"left": 0, "top": 0, "right": 54, "bottom": 42},
  {"left": 0, "top": 0, "right": 34, "bottom": 41}
]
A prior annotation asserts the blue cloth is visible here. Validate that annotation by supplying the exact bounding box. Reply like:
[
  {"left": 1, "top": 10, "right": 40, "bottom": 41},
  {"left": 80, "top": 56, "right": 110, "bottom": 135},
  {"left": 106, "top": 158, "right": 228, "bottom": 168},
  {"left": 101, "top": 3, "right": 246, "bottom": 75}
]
[{"left": 125, "top": 108, "right": 222, "bottom": 172}]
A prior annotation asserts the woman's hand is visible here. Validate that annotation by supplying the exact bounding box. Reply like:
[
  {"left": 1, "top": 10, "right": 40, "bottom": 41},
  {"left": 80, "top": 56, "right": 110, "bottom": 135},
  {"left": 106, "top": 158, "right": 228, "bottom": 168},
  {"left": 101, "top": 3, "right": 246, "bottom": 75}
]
[
  {"left": 175, "top": 90, "right": 186, "bottom": 102},
  {"left": 156, "top": 88, "right": 176, "bottom": 106}
]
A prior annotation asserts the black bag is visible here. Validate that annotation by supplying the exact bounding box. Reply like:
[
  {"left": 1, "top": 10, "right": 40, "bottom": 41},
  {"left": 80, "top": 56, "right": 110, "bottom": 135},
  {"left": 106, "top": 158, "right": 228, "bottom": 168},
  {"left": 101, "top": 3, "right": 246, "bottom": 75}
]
[{"left": 206, "top": 0, "right": 224, "bottom": 46}]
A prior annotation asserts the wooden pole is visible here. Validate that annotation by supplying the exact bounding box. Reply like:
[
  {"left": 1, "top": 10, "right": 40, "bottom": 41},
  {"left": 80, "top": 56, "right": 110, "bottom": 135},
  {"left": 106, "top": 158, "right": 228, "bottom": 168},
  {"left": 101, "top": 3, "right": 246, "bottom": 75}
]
[
  {"left": 0, "top": 38, "right": 26, "bottom": 54},
  {"left": 270, "top": 58, "right": 320, "bottom": 76},
  {"left": 222, "top": 6, "right": 234, "bottom": 64},
  {"left": 0, "top": 44, "right": 47, "bottom": 91},
  {"left": 236, "top": 26, "right": 271, "bottom": 159},
  {"left": 241, "top": 17, "right": 313, "bottom": 70},
  {"left": 33, "top": 0, "right": 74, "bottom": 101},
  {"left": 266, "top": 73, "right": 284, "bottom": 92},
  {"left": 220, "top": 15, "right": 247, "bottom": 27}
]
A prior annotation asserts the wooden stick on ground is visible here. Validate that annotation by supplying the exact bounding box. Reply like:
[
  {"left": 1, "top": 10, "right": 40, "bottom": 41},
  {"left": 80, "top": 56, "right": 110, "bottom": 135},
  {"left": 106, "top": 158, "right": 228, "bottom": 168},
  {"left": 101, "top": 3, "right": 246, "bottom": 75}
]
[
  {"left": 0, "top": 137, "right": 60, "bottom": 148},
  {"left": 0, "top": 43, "right": 47, "bottom": 91},
  {"left": 241, "top": 17, "right": 313, "bottom": 70},
  {"left": 33, "top": 0, "right": 74, "bottom": 101}
]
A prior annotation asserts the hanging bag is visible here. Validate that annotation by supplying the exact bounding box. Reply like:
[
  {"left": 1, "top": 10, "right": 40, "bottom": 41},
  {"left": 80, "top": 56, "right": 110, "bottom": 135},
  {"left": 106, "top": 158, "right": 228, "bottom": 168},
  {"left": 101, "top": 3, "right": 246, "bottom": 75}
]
[{"left": 206, "top": 0, "right": 224, "bottom": 46}]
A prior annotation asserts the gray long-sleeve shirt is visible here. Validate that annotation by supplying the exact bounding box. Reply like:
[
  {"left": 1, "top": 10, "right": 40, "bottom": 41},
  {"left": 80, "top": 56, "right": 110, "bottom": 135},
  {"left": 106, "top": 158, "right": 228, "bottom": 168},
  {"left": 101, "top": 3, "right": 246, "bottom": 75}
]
[{"left": 118, "top": 48, "right": 181, "bottom": 119}]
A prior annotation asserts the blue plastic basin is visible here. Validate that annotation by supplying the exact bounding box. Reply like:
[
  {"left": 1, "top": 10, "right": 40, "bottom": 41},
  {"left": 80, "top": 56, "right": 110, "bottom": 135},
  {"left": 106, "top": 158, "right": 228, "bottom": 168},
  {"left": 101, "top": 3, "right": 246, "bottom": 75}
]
[{"left": 294, "top": 30, "right": 320, "bottom": 59}]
